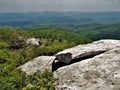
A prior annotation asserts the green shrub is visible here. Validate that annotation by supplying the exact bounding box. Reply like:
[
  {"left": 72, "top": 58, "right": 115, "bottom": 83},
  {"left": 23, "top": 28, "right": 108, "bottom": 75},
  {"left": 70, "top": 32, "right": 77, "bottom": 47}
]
[{"left": 0, "top": 70, "right": 55, "bottom": 90}]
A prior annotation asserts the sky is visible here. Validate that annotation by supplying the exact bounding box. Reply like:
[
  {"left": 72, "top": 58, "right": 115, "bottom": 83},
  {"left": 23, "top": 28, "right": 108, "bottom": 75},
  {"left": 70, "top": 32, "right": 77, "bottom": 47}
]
[{"left": 0, "top": 0, "right": 120, "bottom": 13}]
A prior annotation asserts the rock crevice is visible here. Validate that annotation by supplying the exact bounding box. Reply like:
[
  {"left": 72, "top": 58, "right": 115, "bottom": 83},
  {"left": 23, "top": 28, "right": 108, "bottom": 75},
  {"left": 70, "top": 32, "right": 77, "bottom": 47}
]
[
  {"left": 52, "top": 51, "right": 106, "bottom": 72},
  {"left": 55, "top": 39, "right": 120, "bottom": 64}
]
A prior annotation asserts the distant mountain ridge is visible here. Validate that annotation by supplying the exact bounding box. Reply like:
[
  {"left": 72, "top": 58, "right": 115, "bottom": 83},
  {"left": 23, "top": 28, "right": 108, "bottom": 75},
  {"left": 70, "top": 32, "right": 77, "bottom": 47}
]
[{"left": 0, "top": 12, "right": 120, "bottom": 28}]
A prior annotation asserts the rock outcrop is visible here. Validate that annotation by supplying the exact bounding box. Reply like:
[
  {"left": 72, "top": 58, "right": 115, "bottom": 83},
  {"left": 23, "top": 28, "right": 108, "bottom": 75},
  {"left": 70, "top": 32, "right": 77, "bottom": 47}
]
[
  {"left": 54, "top": 47, "right": 120, "bottom": 90},
  {"left": 19, "top": 39, "right": 120, "bottom": 90},
  {"left": 18, "top": 56, "right": 55, "bottom": 75},
  {"left": 26, "top": 38, "right": 42, "bottom": 47},
  {"left": 55, "top": 39, "right": 120, "bottom": 64}
]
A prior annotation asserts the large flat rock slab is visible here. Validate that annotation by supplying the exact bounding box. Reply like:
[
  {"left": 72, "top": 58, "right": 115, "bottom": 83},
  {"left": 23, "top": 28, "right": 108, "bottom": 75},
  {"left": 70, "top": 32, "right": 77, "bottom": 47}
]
[
  {"left": 18, "top": 56, "right": 55, "bottom": 75},
  {"left": 55, "top": 39, "right": 120, "bottom": 64},
  {"left": 54, "top": 47, "right": 120, "bottom": 90}
]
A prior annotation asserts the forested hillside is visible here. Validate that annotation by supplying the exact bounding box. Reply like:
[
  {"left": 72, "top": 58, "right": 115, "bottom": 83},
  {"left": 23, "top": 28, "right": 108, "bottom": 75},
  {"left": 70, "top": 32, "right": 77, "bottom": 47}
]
[
  {"left": 68, "top": 23, "right": 120, "bottom": 40},
  {"left": 27, "top": 23, "right": 120, "bottom": 41},
  {"left": 27, "top": 25, "right": 90, "bottom": 44},
  {"left": 0, "top": 26, "right": 90, "bottom": 90}
]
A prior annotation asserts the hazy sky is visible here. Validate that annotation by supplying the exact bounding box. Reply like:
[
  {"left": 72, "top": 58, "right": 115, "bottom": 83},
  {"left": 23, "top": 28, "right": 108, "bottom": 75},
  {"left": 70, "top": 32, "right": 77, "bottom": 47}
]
[{"left": 0, "top": 0, "right": 120, "bottom": 13}]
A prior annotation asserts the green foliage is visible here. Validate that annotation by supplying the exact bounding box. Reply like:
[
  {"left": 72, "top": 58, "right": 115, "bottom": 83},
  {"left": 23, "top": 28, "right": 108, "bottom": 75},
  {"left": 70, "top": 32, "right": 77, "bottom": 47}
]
[
  {"left": 0, "top": 26, "right": 30, "bottom": 49},
  {"left": 0, "top": 70, "right": 55, "bottom": 90},
  {"left": 22, "top": 70, "right": 55, "bottom": 90}
]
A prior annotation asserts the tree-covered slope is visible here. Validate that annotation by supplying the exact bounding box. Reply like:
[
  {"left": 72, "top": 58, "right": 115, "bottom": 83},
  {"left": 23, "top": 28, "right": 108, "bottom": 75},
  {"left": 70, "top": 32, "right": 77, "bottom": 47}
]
[
  {"left": 61, "top": 23, "right": 120, "bottom": 40},
  {"left": 73, "top": 23, "right": 120, "bottom": 40},
  {"left": 27, "top": 25, "right": 91, "bottom": 44}
]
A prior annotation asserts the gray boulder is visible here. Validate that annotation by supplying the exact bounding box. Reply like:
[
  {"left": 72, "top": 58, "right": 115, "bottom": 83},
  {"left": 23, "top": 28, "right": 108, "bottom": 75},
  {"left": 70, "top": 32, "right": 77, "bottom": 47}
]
[
  {"left": 55, "top": 39, "right": 120, "bottom": 64},
  {"left": 54, "top": 47, "right": 120, "bottom": 90},
  {"left": 26, "top": 38, "right": 42, "bottom": 46},
  {"left": 18, "top": 56, "right": 55, "bottom": 75}
]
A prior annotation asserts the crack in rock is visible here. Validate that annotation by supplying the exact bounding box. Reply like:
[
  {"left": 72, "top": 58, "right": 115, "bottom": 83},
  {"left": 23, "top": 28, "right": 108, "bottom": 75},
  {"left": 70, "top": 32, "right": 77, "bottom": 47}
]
[{"left": 52, "top": 51, "right": 106, "bottom": 72}]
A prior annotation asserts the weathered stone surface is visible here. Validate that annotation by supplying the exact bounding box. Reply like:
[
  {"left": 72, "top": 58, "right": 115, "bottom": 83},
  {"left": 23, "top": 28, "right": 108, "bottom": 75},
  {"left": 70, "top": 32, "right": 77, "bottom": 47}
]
[
  {"left": 18, "top": 39, "right": 120, "bottom": 90},
  {"left": 18, "top": 56, "right": 55, "bottom": 75},
  {"left": 26, "top": 38, "right": 42, "bottom": 46},
  {"left": 55, "top": 39, "right": 120, "bottom": 64},
  {"left": 54, "top": 47, "right": 120, "bottom": 90}
]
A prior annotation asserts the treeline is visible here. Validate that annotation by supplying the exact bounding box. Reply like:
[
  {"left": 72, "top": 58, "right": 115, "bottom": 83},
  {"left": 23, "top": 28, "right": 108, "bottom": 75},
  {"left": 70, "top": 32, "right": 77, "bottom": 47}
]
[{"left": 0, "top": 26, "right": 90, "bottom": 90}]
